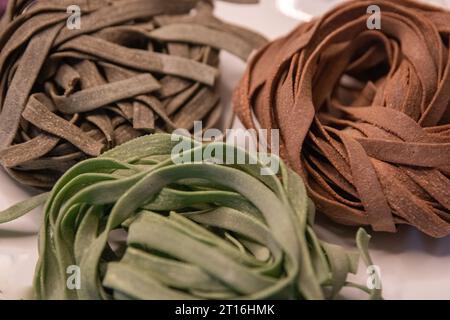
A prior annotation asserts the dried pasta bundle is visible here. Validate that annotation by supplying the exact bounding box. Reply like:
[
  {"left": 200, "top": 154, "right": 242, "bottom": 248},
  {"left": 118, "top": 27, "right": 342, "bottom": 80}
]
[
  {"left": 7, "top": 133, "right": 378, "bottom": 300},
  {"left": 234, "top": 0, "right": 450, "bottom": 238},
  {"left": 0, "top": 0, "right": 267, "bottom": 189}
]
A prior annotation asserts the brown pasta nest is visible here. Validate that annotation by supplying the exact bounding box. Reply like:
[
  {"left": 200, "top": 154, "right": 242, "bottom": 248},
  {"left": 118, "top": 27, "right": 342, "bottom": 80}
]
[
  {"left": 234, "top": 0, "right": 450, "bottom": 238},
  {"left": 0, "top": 0, "right": 266, "bottom": 189}
]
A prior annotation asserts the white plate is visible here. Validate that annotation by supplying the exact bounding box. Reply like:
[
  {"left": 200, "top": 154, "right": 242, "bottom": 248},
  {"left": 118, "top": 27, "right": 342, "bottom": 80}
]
[{"left": 1, "top": 0, "right": 450, "bottom": 300}]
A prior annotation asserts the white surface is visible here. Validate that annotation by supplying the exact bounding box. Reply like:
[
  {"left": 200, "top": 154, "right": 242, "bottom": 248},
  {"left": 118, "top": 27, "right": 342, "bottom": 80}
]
[{"left": 1, "top": 0, "right": 450, "bottom": 300}]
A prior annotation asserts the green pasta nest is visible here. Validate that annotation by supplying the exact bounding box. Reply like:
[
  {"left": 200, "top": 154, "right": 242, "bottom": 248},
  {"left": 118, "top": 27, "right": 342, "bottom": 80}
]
[
  {"left": 0, "top": 0, "right": 267, "bottom": 189},
  {"left": 23, "top": 134, "right": 380, "bottom": 299}
]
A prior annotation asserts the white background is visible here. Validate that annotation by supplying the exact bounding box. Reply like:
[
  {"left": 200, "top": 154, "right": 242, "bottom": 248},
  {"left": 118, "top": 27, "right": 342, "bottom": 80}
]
[{"left": 1, "top": 0, "right": 449, "bottom": 299}]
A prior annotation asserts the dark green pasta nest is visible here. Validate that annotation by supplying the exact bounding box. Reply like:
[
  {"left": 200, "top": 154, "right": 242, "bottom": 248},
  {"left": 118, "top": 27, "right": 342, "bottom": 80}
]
[
  {"left": 0, "top": 0, "right": 267, "bottom": 189},
  {"left": 2, "top": 134, "right": 380, "bottom": 299}
]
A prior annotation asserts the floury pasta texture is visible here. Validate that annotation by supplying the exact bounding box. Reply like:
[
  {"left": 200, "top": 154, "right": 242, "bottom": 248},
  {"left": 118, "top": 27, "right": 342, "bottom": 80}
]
[
  {"left": 234, "top": 0, "right": 450, "bottom": 238},
  {"left": 0, "top": 0, "right": 267, "bottom": 189},
  {"left": 8, "top": 134, "right": 379, "bottom": 300}
]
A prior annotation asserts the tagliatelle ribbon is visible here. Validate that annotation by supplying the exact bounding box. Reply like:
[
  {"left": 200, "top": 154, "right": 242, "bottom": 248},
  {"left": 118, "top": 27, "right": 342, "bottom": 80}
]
[
  {"left": 0, "top": 0, "right": 267, "bottom": 189},
  {"left": 0, "top": 133, "right": 380, "bottom": 300},
  {"left": 233, "top": 0, "right": 450, "bottom": 238}
]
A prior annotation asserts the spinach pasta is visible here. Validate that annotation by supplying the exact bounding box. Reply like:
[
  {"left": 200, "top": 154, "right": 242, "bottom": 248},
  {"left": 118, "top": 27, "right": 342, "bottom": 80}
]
[
  {"left": 0, "top": 0, "right": 266, "bottom": 189},
  {"left": 1, "top": 134, "right": 380, "bottom": 300}
]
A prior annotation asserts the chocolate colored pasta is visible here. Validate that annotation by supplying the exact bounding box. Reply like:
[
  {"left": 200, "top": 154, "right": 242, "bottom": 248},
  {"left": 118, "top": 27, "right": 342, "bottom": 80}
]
[
  {"left": 0, "top": 0, "right": 266, "bottom": 189},
  {"left": 234, "top": 0, "right": 450, "bottom": 237}
]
